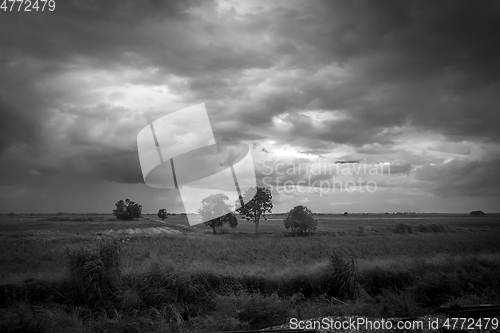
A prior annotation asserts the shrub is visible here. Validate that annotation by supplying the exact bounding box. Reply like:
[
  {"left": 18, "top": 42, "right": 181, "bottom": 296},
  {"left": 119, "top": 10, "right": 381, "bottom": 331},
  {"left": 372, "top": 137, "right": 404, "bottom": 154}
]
[
  {"left": 113, "top": 199, "right": 142, "bottom": 220},
  {"left": 415, "top": 223, "right": 450, "bottom": 233},
  {"left": 393, "top": 223, "right": 413, "bottom": 234},
  {"left": 157, "top": 209, "right": 168, "bottom": 220},
  {"left": 283, "top": 205, "right": 317, "bottom": 236},
  {"left": 359, "top": 267, "right": 415, "bottom": 296},
  {"left": 0, "top": 302, "right": 47, "bottom": 333},
  {"left": 129, "top": 264, "right": 214, "bottom": 319},
  {"left": 321, "top": 248, "right": 358, "bottom": 300},
  {"left": 65, "top": 239, "right": 122, "bottom": 309},
  {"left": 374, "top": 289, "right": 422, "bottom": 318},
  {"left": 357, "top": 225, "right": 365, "bottom": 235},
  {"left": 236, "top": 293, "right": 291, "bottom": 330}
]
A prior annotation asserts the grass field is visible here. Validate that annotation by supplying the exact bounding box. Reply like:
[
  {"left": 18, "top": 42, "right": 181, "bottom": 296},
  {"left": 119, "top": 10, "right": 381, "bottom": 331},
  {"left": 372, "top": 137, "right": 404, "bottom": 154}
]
[{"left": 1, "top": 213, "right": 499, "bottom": 332}]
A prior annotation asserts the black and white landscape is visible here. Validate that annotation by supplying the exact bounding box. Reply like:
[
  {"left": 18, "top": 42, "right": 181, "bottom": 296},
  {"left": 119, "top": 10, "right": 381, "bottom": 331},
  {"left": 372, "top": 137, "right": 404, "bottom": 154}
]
[{"left": 1, "top": 1, "right": 499, "bottom": 332}]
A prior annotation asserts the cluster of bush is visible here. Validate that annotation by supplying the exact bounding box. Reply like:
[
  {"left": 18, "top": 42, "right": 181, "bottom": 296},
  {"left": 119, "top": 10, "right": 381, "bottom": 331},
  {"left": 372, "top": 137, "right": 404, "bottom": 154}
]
[
  {"left": 392, "top": 223, "right": 450, "bottom": 234},
  {"left": 112, "top": 199, "right": 142, "bottom": 220},
  {"left": 47, "top": 217, "right": 95, "bottom": 222},
  {"left": 4, "top": 238, "right": 498, "bottom": 332},
  {"left": 0, "top": 241, "right": 359, "bottom": 331},
  {"left": 283, "top": 205, "right": 318, "bottom": 236},
  {"left": 113, "top": 187, "right": 321, "bottom": 236}
]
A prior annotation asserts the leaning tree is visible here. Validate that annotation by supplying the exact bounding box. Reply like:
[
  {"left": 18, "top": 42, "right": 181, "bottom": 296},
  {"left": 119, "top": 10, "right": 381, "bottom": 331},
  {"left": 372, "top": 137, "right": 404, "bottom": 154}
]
[{"left": 236, "top": 186, "right": 273, "bottom": 235}]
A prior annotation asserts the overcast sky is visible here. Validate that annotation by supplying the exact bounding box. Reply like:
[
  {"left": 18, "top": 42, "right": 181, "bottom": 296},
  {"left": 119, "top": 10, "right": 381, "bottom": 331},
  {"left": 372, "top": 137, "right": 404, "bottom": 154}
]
[{"left": 1, "top": 0, "right": 499, "bottom": 214}]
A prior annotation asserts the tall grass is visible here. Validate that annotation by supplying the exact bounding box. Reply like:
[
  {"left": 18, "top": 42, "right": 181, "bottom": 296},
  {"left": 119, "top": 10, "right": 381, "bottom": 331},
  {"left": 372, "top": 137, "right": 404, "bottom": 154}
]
[
  {"left": 2, "top": 230, "right": 500, "bottom": 282},
  {"left": 0, "top": 302, "right": 47, "bottom": 333},
  {"left": 65, "top": 239, "right": 122, "bottom": 309},
  {"left": 391, "top": 223, "right": 451, "bottom": 234},
  {"left": 415, "top": 223, "right": 451, "bottom": 233},
  {"left": 321, "top": 248, "right": 358, "bottom": 300},
  {"left": 126, "top": 263, "right": 215, "bottom": 318},
  {"left": 393, "top": 223, "right": 414, "bottom": 234},
  {"left": 1, "top": 226, "right": 500, "bottom": 332}
]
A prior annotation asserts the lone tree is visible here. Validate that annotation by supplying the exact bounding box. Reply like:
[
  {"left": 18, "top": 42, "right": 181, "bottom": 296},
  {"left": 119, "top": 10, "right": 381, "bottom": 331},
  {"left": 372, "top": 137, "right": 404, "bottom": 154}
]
[
  {"left": 113, "top": 199, "right": 142, "bottom": 220},
  {"left": 198, "top": 193, "right": 237, "bottom": 234},
  {"left": 157, "top": 208, "right": 168, "bottom": 220},
  {"left": 284, "top": 205, "right": 317, "bottom": 236},
  {"left": 236, "top": 186, "right": 273, "bottom": 235}
]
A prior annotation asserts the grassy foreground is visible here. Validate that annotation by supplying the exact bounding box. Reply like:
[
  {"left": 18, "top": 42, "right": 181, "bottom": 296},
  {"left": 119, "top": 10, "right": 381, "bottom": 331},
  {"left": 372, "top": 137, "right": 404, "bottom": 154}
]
[{"left": 1, "top": 216, "right": 500, "bottom": 332}]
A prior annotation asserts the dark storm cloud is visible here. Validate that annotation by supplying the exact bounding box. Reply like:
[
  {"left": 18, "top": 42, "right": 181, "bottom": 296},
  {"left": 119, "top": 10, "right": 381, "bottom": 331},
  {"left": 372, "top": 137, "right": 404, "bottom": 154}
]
[
  {"left": 0, "top": 98, "right": 39, "bottom": 151},
  {"left": 415, "top": 158, "right": 500, "bottom": 197},
  {"left": 0, "top": 98, "right": 146, "bottom": 185},
  {"left": 50, "top": 103, "right": 147, "bottom": 184},
  {"left": 0, "top": 0, "right": 276, "bottom": 99},
  {"left": 1, "top": 0, "right": 499, "bottom": 207},
  {"left": 3, "top": 0, "right": 492, "bottom": 148},
  {"left": 0, "top": 144, "right": 142, "bottom": 185},
  {"left": 0, "top": 0, "right": 277, "bottom": 153},
  {"left": 0, "top": 56, "right": 59, "bottom": 152},
  {"left": 236, "top": 89, "right": 306, "bottom": 126},
  {"left": 0, "top": 0, "right": 238, "bottom": 192},
  {"left": 63, "top": 146, "right": 144, "bottom": 184},
  {"left": 278, "top": 0, "right": 500, "bottom": 86},
  {"left": 0, "top": 0, "right": 203, "bottom": 67},
  {"left": 230, "top": 0, "right": 500, "bottom": 146},
  {"left": 430, "top": 142, "right": 472, "bottom": 156},
  {"left": 262, "top": 111, "right": 397, "bottom": 147},
  {"left": 316, "top": 118, "right": 394, "bottom": 146}
]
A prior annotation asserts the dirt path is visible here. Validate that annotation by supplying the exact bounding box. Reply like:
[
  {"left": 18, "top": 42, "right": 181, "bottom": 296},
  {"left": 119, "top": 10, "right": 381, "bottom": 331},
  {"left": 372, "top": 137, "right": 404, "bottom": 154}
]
[{"left": 100, "top": 220, "right": 183, "bottom": 236}]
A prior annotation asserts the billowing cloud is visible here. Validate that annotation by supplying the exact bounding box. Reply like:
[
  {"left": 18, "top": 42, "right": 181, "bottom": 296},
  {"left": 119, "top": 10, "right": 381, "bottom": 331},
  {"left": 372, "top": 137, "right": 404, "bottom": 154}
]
[
  {"left": 0, "top": 0, "right": 499, "bottom": 213},
  {"left": 415, "top": 158, "right": 500, "bottom": 197}
]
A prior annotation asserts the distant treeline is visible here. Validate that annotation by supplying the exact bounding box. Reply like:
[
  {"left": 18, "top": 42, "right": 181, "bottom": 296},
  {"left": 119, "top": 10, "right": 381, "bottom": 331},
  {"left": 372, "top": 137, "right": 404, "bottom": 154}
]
[{"left": 3, "top": 212, "right": 498, "bottom": 216}]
